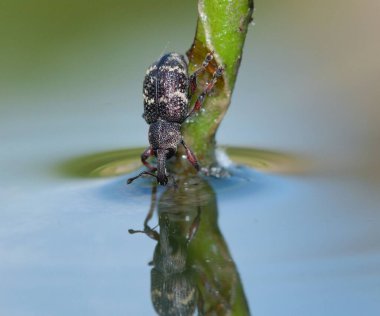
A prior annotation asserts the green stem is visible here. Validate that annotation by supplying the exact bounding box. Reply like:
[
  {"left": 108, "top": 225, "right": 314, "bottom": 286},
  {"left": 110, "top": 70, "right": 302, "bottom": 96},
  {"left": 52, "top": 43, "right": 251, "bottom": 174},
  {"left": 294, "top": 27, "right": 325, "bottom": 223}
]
[{"left": 182, "top": 0, "right": 254, "bottom": 167}]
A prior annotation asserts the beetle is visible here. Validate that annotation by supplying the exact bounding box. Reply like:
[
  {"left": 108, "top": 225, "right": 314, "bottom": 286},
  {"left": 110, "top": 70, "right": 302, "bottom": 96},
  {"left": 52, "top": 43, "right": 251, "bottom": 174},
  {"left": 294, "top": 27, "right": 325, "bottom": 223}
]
[{"left": 127, "top": 51, "right": 223, "bottom": 185}]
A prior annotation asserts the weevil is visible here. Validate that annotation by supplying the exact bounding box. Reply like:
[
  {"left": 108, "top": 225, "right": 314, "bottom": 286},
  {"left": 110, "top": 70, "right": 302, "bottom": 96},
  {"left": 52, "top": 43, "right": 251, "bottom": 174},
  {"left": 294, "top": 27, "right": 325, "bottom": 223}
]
[{"left": 127, "top": 52, "right": 223, "bottom": 185}]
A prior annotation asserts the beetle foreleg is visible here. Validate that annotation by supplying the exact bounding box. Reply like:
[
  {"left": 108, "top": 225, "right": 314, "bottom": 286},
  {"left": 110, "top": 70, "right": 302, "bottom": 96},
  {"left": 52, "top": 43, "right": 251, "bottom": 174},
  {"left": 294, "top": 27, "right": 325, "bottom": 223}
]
[{"left": 141, "top": 147, "right": 156, "bottom": 171}]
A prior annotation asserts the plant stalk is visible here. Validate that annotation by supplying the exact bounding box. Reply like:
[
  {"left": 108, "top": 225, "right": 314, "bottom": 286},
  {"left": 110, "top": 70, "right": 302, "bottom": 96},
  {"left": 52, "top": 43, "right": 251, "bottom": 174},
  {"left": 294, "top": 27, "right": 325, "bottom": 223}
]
[{"left": 181, "top": 0, "right": 254, "bottom": 168}]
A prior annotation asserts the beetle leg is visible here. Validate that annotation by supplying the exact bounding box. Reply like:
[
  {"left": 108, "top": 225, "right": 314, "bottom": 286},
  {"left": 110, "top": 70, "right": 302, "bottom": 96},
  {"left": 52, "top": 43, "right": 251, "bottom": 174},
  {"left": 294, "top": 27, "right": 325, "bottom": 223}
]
[
  {"left": 187, "top": 65, "right": 224, "bottom": 118},
  {"left": 181, "top": 140, "right": 200, "bottom": 171},
  {"left": 188, "top": 51, "right": 214, "bottom": 98},
  {"left": 141, "top": 147, "right": 156, "bottom": 171}
]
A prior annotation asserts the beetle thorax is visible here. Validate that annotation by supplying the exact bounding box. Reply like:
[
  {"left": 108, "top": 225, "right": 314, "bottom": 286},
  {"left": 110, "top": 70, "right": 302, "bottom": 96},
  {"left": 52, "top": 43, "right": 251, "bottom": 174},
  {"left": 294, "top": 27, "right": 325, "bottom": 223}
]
[{"left": 149, "top": 120, "right": 181, "bottom": 154}]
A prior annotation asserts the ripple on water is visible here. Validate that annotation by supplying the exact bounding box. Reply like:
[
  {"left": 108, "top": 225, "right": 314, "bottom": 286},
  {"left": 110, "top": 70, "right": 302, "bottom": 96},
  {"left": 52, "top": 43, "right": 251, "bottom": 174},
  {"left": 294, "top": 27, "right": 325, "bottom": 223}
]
[{"left": 58, "top": 146, "right": 306, "bottom": 179}]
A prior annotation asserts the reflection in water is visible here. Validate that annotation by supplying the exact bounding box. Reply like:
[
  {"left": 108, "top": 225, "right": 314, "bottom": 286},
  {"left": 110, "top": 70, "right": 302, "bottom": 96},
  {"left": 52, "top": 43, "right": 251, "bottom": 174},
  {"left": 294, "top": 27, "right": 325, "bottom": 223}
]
[{"left": 129, "top": 175, "right": 250, "bottom": 315}]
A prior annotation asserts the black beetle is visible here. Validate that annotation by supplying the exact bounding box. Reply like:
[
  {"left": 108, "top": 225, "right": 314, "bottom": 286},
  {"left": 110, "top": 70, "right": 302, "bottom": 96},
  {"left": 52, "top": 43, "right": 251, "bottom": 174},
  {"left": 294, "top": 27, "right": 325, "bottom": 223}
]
[{"left": 127, "top": 52, "right": 223, "bottom": 185}]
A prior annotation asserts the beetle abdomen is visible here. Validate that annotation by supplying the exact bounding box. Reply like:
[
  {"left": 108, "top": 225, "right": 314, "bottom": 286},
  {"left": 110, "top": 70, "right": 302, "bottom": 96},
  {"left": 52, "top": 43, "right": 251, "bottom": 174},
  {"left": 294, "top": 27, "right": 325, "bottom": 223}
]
[{"left": 143, "top": 53, "right": 189, "bottom": 124}]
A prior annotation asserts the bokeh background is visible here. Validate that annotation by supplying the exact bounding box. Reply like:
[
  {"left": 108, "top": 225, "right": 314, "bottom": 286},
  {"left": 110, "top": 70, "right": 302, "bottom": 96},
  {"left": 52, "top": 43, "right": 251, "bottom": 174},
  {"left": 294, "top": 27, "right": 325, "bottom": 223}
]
[
  {"left": 1, "top": 0, "right": 379, "bottom": 180},
  {"left": 1, "top": 1, "right": 379, "bottom": 315}
]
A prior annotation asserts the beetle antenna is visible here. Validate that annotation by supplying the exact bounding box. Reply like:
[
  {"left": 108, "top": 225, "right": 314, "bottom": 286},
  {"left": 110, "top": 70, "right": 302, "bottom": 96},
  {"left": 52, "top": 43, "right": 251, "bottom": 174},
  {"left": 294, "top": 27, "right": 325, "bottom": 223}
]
[{"left": 127, "top": 171, "right": 158, "bottom": 184}]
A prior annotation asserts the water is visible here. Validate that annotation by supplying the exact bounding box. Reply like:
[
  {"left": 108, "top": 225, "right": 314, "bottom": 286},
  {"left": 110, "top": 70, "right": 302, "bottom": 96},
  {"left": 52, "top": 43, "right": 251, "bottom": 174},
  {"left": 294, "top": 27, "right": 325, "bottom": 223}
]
[
  {"left": 1, "top": 0, "right": 379, "bottom": 315},
  {"left": 1, "top": 148, "right": 379, "bottom": 315}
]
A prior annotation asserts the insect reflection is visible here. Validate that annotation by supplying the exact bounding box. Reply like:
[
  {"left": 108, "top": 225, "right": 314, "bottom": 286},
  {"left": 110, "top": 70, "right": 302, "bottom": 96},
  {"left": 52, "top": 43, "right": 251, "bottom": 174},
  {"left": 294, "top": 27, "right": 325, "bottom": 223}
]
[
  {"left": 129, "top": 181, "right": 200, "bottom": 315},
  {"left": 129, "top": 176, "right": 250, "bottom": 316}
]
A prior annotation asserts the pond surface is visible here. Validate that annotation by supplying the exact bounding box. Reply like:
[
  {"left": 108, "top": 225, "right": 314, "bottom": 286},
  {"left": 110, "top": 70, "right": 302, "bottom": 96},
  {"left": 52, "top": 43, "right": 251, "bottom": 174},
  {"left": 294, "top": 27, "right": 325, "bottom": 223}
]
[
  {"left": 1, "top": 1, "right": 379, "bottom": 315},
  {"left": 1, "top": 145, "right": 379, "bottom": 315}
]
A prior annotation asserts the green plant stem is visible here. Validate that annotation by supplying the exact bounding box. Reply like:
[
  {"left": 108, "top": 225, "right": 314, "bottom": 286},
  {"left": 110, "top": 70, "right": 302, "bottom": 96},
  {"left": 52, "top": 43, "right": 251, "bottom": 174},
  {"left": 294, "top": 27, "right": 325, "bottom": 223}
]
[{"left": 182, "top": 0, "right": 254, "bottom": 167}]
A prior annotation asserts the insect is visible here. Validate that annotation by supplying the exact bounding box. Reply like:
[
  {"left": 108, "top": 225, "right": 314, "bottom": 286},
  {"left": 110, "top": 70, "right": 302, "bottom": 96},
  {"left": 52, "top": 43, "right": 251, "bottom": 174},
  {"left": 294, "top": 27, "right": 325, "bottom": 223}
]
[{"left": 127, "top": 51, "right": 224, "bottom": 185}]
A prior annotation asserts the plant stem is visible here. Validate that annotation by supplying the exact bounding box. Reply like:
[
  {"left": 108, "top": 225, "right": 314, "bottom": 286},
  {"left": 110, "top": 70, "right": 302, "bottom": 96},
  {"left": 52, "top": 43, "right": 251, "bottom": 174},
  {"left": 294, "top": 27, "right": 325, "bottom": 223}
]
[{"left": 182, "top": 0, "right": 254, "bottom": 167}]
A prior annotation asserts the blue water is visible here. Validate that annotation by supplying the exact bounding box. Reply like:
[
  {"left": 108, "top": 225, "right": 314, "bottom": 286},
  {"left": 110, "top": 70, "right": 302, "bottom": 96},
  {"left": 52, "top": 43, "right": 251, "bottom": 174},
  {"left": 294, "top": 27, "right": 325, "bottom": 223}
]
[{"left": 1, "top": 164, "right": 379, "bottom": 315}]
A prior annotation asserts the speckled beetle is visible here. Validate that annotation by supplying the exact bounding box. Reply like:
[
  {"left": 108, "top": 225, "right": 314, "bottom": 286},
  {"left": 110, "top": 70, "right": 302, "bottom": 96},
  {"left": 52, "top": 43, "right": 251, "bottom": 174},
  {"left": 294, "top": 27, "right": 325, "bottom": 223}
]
[{"left": 127, "top": 52, "right": 223, "bottom": 185}]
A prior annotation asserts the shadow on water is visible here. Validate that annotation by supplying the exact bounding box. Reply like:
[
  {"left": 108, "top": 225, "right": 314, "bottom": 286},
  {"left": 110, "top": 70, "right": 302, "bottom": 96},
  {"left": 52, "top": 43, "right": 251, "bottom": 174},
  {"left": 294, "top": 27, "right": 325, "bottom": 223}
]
[{"left": 129, "top": 175, "right": 250, "bottom": 315}]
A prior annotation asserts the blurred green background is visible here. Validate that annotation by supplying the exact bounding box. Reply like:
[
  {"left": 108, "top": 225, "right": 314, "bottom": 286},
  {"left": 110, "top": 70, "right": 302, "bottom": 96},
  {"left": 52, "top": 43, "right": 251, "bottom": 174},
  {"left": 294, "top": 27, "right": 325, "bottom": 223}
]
[{"left": 1, "top": 0, "right": 379, "bottom": 181}]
